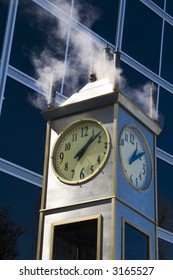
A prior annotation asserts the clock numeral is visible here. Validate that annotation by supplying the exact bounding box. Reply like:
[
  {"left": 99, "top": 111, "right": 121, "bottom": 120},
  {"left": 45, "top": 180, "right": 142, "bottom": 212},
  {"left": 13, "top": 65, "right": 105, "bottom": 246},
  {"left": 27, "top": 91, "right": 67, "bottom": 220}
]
[
  {"left": 98, "top": 134, "right": 101, "bottom": 143},
  {"left": 64, "top": 162, "right": 68, "bottom": 171},
  {"left": 130, "top": 133, "right": 135, "bottom": 145},
  {"left": 135, "top": 178, "right": 138, "bottom": 186},
  {"left": 90, "top": 165, "right": 94, "bottom": 174},
  {"left": 139, "top": 172, "right": 142, "bottom": 181},
  {"left": 72, "top": 133, "right": 77, "bottom": 142},
  {"left": 65, "top": 142, "right": 71, "bottom": 151},
  {"left": 142, "top": 163, "right": 146, "bottom": 175},
  {"left": 97, "top": 155, "right": 101, "bottom": 164},
  {"left": 125, "top": 133, "right": 128, "bottom": 142},
  {"left": 81, "top": 125, "right": 88, "bottom": 137},
  {"left": 104, "top": 142, "right": 107, "bottom": 154},
  {"left": 80, "top": 167, "right": 85, "bottom": 179},
  {"left": 71, "top": 169, "right": 75, "bottom": 178},
  {"left": 130, "top": 174, "right": 133, "bottom": 183},
  {"left": 120, "top": 138, "right": 124, "bottom": 147},
  {"left": 59, "top": 152, "right": 64, "bottom": 164}
]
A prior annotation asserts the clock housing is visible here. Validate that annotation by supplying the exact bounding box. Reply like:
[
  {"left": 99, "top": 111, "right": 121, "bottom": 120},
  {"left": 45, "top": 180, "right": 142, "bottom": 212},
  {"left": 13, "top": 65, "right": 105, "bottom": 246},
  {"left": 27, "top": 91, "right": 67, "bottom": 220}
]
[
  {"left": 119, "top": 125, "right": 152, "bottom": 191},
  {"left": 51, "top": 118, "right": 111, "bottom": 185}
]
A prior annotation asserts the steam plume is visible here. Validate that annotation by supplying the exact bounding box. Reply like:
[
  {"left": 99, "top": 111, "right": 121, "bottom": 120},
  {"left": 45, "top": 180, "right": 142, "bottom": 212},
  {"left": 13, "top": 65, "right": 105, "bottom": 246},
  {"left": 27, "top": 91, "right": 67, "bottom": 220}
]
[{"left": 28, "top": 0, "right": 158, "bottom": 119}]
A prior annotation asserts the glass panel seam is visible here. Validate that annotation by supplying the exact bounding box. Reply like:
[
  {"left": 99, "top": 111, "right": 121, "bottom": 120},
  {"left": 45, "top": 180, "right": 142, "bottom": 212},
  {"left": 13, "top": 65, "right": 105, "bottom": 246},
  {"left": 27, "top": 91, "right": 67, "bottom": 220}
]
[
  {"left": 156, "top": 147, "right": 173, "bottom": 165},
  {"left": 0, "top": 0, "right": 18, "bottom": 114},
  {"left": 121, "top": 52, "right": 173, "bottom": 94},
  {"left": 115, "top": 0, "right": 126, "bottom": 50},
  {"left": 7, "top": 65, "right": 67, "bottom": 104},
  {"left": 158, "top": 227, "right": 173, "bottom": 243},
  {"left": 140, "top": 0, "right": 173, "bottom": 26},
  {"left": 0, "top": 157, "right": 43, "bottom": 187},
  {"left": 33, "top": 0, "right": 114, "bottom": 50}
]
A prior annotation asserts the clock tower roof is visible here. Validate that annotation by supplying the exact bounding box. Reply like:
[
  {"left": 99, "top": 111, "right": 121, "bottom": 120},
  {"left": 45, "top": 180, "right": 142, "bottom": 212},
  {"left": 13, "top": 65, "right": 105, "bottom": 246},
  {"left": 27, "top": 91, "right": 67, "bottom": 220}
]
[{"left": 42, "top": 78, "right": 161, "bottom": 136}]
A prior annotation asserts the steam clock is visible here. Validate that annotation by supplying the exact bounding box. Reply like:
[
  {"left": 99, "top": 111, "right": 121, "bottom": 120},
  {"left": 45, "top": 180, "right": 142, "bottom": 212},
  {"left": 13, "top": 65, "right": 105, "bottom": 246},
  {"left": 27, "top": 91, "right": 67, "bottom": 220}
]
[{"left": 37, "top": 78, "right": 161, "bottom": 260}]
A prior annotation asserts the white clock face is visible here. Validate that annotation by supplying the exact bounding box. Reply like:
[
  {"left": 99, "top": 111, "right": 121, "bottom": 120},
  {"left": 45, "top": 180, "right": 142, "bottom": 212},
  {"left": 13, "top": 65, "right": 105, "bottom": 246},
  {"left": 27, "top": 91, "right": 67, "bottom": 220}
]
[
  {"left": 51, "top": 119, "right": 111, "bottom": 185},
  {"left": 119, "top": 125, "right": 152, "bottom": 191}
]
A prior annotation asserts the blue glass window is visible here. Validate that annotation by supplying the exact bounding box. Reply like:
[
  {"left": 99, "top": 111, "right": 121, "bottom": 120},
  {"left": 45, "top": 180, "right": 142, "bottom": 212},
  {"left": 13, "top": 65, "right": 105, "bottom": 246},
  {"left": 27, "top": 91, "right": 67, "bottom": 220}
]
[
  {"left": 48, "top": 0, "right": 72, "bottom": 14},
  {"left": 0, "top": 171, "right": 41, "bottom": 260},
  {"left": 161, "top": 22, "right": 173, "bottom": 85},
  {"left": 10, "top": 0, "right": 67, "bottom": 79},
  {"left": 166, "top": 0, "right": 173, "bottom": 18},
  {"left": 157, "top": 88, "right": 173, "bottom": 155},
  {"left": 120, "top": 62, "right": 156, "bottom": 115},
  {"left": 73, "top": 0, "right": 119, "bottom": 44},
  {"left": 159, "top": 238, "right": 173, "bottom": 260},
  {"left": 151, "top": 0, "right": 164, "bottom": 9},
  {"left": 157, "top": 159, "right": 173, "bottom": 232},
  {"left": 124, "top": 222, "right": 149, "bottom": 260},
  {"left": 0, "top": 77, "right": 46, "bottom": 174},
  {"left": 122, "top": 0, "right": 162, "bottom": 74},
  {"left": 0, "top": 0, "right": 9, "bottom": 58}
]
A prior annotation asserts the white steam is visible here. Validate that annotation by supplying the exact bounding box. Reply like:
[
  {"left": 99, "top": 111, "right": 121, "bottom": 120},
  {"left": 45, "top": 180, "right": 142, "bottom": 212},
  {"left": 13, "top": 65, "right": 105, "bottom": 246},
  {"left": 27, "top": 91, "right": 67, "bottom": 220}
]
[{"left": 29, "top": 0, "right": 158, "bottom": 119}]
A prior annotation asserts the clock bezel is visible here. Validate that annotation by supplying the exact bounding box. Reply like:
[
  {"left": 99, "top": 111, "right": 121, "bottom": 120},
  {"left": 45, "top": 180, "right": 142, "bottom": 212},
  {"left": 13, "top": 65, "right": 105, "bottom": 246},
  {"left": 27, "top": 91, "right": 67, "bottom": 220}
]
[
  {"left": 119, "top": 124, "right": 153, "bottom": 192},
  {"left": 51, "top": 118, "right": 111, "bottom": 185}
]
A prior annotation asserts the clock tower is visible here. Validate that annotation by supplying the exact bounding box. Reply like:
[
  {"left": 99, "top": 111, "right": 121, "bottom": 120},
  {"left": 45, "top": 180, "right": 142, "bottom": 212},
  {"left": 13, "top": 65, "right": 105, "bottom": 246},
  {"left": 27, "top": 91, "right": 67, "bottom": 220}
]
[{"left": 37, "top": 78, "right": 161, "bottom": 260}]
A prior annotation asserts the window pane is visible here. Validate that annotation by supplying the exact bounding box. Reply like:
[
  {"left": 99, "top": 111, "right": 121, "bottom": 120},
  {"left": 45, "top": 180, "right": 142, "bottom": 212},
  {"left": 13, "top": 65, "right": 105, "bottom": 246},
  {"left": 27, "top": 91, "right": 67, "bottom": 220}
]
[
  {"left": 0, "top": 77, "right": 46, "bottom": 174},
  {"left": 159, "top": 238, "right": 173, "bottom": 260},
  {"left": 0, "top": 0, "right": 9, "bottom": 58},
  {"left": 10, "top": 0, "right": 67, "bottom": 79},
  {"left": 120, "top": 62, "right": 156, "bottom": 115},
  {"left": 157, "top": 159, "right": 173, "bottom": 232},
  {"left": 151, "top": 0, "right": 164, "bottom": 9},
  {"left": 52, "top": 219, "right": 98, "bottom": 260},
  {"left": 157, "top": 88, "right": 173, "bottom": 155},
  {"left": 166, "top": 0, "right": 173, "bottom": 18},
  {"left": 124, "top": 223, "right": 149, "bottom": 260},
  {"left": 73, "top": 0, "right": 119, "bottom": 44},
  {"left": 161, "top": 22, "right": 173, "bottom": 85},
  {"left": 122, "top": 0, "right": 162, "bottom": 73},
  {"left": 0, "top": 171, "right": 41, "bottom": 259},
  {"left": 48, "top": 0, "right": 72, "bottom": 14}
]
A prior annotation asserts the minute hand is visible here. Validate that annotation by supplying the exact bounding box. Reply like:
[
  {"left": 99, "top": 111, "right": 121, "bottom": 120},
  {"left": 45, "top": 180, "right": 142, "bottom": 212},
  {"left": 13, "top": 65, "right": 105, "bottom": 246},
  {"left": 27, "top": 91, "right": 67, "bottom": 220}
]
[
  {"left": 74, "top": 131, "right": 101, "bottom": 161},
  {"left": 130, "top": 151, "right": 145, "bottom": 165}
]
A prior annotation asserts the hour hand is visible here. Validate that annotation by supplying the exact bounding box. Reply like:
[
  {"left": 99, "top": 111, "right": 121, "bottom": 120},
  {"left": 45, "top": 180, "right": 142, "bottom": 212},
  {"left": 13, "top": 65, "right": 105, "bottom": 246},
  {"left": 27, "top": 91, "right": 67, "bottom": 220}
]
[
  {"left": 74, "top": 131, "right": 101, "bottom": 161},
  {"left": 129, "top": 149, "right": 145, "bottom": 165}
]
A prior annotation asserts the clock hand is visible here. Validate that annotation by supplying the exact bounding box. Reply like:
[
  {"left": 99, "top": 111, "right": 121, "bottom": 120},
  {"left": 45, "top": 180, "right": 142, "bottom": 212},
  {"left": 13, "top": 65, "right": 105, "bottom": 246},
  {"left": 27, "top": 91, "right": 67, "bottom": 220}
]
[
  {"left": 135, "top": 151, "right": 145, "bottom": 161},
  {"left": 74, "top": 131, "right": 101, "bottom": 161},
  {"left": 129, "top": 148, "right": 137, "bottom": 165},
  {"left": 129, "top": 150, "right": 145, "bottom": 165}
]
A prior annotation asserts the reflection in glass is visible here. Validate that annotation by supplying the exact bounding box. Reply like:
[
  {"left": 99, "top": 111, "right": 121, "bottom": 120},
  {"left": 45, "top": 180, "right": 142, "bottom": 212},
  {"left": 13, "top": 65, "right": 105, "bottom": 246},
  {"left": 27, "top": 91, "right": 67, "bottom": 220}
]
[
  {"left": 0, "top": 171, "right": 41, "bottom": 259},
  {"left": 10, "top": 0, "right": 67, "bottom": 79},
  {"left": 120, "top": 62, "right": 157, "bottom": 116},
  {"left": 157, "top": 87, "right": 173, "bottom": 155},
  {"left": 166, "top": 0, "right": 173, "bottom": 18},
  {"left": 73, "top": 0, "right": 119, "bottom": 43},
  {"left": 52, "top": 219, "right": 99, "bottom": 260},
  {"left": 0, "top": 77, "right": 46, "bottom": 174},
  {"left": 48, "top": 0, "right": 72, "bottom": 14},
  {"left": 161, "top": 22, "right": 173, "bottom": 85},
  {"left": 124, "top": 222, "right": 149, "bottom": 260},
  {"left": 159, "top": 238, "right": 173, "bottom": 260},
  {"left": 157, "top": 159, "right": 173, "bottom": 232},
  {"left": 151, "top": 0, "right": 164, "bottom": 9},
  {"left": 122, "top": 0, "right": 162, "bottom": 73}
]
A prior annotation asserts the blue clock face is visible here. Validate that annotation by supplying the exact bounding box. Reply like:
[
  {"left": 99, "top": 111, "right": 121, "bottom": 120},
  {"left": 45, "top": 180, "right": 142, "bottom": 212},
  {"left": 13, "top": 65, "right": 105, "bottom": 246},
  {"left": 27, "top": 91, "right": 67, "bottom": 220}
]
[{"left": 119, "top": 125, "right": 152, "bottom": 191}]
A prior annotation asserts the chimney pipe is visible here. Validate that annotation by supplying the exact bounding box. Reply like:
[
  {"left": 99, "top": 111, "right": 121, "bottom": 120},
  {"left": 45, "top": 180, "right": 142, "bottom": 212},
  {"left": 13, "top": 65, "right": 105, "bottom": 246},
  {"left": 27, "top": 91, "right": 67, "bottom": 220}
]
[
  {"left": 114, "top": 49, "right": 121, "bottom": 69},
  {"left": 48, "top": 72, "right": 57, "bottom": 109},
  {"left": 149, "top": 82, "right": 157, "bottom": 120}
]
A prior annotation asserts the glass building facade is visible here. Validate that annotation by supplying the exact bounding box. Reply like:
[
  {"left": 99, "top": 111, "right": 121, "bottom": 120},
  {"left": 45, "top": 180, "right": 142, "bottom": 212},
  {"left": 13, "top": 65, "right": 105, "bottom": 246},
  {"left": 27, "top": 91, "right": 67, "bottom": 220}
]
[{"left": 0, "top": 0, "right": 173, "bottom": 259}]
